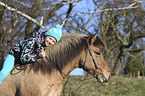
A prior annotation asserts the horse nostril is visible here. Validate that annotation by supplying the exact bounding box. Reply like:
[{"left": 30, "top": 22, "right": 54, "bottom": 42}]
[
  {"left": 104, "top": 74, "right": 111, "bottom": 83},
  {"left": 102, "top": 74, "right": 111, "bottom": 83}
]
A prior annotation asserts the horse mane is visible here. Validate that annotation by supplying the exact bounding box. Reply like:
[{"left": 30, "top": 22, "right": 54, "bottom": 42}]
[
  {"left": 29, "top": 33, "right": 106, "bottom": 74},
  {"left": 30, "top": 33, "right": 88, "bottom": 74}
]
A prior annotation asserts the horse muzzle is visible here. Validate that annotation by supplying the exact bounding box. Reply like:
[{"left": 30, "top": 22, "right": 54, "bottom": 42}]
[{"left": 95, "top": 72, "right": 111, "bottom": 83}]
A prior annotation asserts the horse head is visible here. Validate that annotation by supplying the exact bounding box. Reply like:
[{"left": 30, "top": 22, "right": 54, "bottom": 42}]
[{"left": 79, "top": 33, "right": 111, "bottom": 83}]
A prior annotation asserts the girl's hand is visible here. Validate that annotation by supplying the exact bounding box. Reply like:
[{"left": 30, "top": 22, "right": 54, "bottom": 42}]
[{"left": 39, "top": 49, "right": 45, "bottom": 58}]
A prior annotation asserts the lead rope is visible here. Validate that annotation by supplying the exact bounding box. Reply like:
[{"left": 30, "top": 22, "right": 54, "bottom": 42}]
[{"left": 10, "top": 64, "right": 28, "bottom": 75}]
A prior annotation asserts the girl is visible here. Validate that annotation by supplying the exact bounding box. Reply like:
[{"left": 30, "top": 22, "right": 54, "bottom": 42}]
[{"left": 0, "top": 24, "right": 62, "bottom": 85}]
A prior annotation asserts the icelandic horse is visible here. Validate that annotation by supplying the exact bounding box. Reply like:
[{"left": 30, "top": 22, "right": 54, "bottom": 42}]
[{"left": 0, "top": 33, "right": 111, "bottom": 96}]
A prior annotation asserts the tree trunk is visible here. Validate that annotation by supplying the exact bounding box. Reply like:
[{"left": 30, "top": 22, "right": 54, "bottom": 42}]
[
  {"left": 112, "top": 58, "right": 122, "bottom": 75},
  {"left": 0, "top": 8, "right": 5, "bottom": 59},
  {"left": 112, "top": 50, "right": 123, "bottom": 75}
]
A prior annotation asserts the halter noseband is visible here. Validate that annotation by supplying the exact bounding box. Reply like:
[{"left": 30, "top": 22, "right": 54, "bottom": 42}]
[{"left": 82, "top": 44, "right": 106, "bottom": 81}]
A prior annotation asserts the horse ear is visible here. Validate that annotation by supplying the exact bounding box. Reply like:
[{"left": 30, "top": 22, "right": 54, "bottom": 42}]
[
  {"left": 87, "top": 33, "right": 98, "bottom": 46},
  {"left": 91, "top": 33, "right": 97, "bottom": 44},
  {"left": 93, "top": 36, "right": 106, "bottom": 52}
]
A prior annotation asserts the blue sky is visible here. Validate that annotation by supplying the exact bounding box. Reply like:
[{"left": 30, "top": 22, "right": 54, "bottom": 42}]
[{"left": 69, "top": 68, "right": 87, "bottom": 75}]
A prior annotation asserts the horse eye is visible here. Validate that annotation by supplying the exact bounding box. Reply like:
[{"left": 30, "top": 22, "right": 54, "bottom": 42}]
[{"left": 94, "top": 52, "right": 100, "bottom": 55}]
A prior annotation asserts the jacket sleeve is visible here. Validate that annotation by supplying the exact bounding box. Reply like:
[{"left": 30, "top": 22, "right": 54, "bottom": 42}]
[{"left": 20, "top": 38, "right": 43, "bottom": 64}]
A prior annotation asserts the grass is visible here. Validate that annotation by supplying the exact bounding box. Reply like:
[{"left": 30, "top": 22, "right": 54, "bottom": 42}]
[{"left": 61, "top": 75, "right": 145, "bottom": 96}]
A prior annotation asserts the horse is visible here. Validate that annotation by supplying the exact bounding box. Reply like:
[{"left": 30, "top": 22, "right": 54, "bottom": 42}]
[{"left": 0, "top": 33, "right": 111, "bottom": 96}]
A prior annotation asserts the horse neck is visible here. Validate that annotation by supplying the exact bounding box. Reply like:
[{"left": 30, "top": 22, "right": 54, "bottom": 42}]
[{"left": 60, "top": 50, "right": 84, "bottom": 77}]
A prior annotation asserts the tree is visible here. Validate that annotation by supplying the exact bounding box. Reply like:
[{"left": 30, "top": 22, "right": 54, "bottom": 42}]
[
  {"left": 124, "top": 44, "right": 144, "bottom": 75},
  {"left": 95, "top": 0, "right": 145, "bottom": 75}
]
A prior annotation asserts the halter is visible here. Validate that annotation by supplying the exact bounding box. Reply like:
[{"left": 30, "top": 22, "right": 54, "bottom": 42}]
[{"left": 82, "top": 44, "right": 107, "bottom": 81}]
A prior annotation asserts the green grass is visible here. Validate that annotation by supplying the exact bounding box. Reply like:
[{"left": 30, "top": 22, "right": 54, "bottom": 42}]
[{"left": 61, "top": 76, "right": 145, "bottom": 96}]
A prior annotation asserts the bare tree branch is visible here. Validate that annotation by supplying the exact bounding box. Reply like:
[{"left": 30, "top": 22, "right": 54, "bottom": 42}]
[
  {"left": 134, "top": 0, "right": 145, "bottom": 3},
  {"left": 0, "top": 1, "right": 50, "bottom": 29},
  {"left": 15, "top": 0, "right": 31, "bottom": 8},
  {"left": 122, "top": 51, "right": 145, "bottom": 69},
  {"left": 61, "top": 3, "right": 73, "bottom": 27},
  {"left": 0, "top": 1, "right": 140, "bottom": 31},
  {"left": 45, "top": 0, "right": 79, "bottom": 11},
  {"left": 124, "top": 48, "right": 145, "bottom": 53},
  {"left": 70, "top": 2, "right": 140, "bottom": 17}
]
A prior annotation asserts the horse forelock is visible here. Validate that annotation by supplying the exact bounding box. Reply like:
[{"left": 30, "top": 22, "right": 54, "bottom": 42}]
[{"left": 31, "top": 33, "right": 88, "bottom": 74}]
